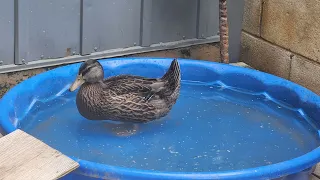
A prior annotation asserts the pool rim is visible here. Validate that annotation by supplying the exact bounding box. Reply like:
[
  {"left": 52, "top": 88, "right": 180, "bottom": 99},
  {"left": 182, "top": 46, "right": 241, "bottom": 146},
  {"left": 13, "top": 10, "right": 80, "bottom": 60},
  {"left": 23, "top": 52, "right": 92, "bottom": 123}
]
[{"left": 0, "top": 57, "right": 320, "bottom": 179}]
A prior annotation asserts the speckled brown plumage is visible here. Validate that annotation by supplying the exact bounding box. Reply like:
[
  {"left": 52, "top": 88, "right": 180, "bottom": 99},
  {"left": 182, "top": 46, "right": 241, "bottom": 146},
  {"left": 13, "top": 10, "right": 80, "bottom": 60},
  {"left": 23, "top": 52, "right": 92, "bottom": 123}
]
[{"left": 69, "top": 59, "right": 181, "bottom": 123}]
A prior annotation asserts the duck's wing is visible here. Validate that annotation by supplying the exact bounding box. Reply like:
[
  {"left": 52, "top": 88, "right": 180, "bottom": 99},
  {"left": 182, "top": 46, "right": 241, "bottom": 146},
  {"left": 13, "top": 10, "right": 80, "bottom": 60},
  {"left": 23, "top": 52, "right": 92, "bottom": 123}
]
[
  {"left": 102, "top": 58, "right": 180, "bottom": 100},
  {"left": 101, "top": 75, "right": 162, "bottom": 96},
  {"left": 101, "top": 91, "right": 168, "bottom": 123}
]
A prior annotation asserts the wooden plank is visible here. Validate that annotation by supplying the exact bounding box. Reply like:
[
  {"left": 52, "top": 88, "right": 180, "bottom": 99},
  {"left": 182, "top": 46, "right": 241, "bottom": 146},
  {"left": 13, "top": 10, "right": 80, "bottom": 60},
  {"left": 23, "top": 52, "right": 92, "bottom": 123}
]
[
  {"left": 0, "top": 129, "right": 79, "bottom": 180},
  {"left": 312, "top": 163, "right": 320, "bottom": 179},
  {"left": 311, "top": 174, "right": 320, "bottom": 180}
]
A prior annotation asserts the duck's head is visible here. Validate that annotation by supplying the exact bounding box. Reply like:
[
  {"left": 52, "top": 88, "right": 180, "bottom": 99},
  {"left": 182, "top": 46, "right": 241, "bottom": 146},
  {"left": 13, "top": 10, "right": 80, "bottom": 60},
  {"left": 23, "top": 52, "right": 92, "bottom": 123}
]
[{"left": 69, "top": 59, "right": 104, "bottom": 92}]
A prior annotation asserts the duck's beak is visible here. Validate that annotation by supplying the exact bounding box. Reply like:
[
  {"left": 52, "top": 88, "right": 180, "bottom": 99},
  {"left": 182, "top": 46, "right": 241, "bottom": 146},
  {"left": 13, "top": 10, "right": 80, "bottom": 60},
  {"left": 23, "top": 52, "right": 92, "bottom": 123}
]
[{"left": 69, "top": 75, "right": 85, "bottom": 92}]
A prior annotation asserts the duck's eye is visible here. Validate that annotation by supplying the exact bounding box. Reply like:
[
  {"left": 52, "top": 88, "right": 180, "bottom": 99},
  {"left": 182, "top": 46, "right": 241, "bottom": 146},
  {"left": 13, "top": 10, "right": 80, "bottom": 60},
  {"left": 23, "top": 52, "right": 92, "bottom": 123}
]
[{"left": 82, "top": 67, "right": 92, "bottom": 76}]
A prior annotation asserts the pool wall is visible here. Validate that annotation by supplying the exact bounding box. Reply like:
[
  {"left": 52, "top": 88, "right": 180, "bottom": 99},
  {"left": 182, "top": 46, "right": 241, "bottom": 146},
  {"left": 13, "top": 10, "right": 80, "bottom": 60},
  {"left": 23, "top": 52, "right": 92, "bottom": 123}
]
[
  {"left": 0, "top": 57, "right": 320, "bottom": 180},
  {"left": 60, "top": 164, "right": 315, "bottom": 180}
]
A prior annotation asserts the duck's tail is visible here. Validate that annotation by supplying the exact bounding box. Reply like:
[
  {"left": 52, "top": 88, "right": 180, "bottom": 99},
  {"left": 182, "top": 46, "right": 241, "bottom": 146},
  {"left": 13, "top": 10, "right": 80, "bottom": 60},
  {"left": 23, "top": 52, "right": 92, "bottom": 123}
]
[{"left": 161, "top": 58, "right": 181, "bottom": 92}]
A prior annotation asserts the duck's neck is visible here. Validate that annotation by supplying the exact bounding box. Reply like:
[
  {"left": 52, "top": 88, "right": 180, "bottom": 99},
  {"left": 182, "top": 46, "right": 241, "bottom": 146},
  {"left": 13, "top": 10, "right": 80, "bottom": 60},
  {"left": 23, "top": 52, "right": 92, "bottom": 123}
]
[
  {"left": 78, "top": 82, "right": 102, "bottom": 97},
  {"left": 76, "top": 82, "right": 103, "bottom": 120}
]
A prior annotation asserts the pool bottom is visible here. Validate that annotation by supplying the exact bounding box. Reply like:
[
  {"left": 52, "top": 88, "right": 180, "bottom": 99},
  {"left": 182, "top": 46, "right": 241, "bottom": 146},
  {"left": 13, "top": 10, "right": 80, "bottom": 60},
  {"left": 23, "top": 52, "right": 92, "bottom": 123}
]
[{"left": 18, "top": 81, "right": 320, "bottom": 174}]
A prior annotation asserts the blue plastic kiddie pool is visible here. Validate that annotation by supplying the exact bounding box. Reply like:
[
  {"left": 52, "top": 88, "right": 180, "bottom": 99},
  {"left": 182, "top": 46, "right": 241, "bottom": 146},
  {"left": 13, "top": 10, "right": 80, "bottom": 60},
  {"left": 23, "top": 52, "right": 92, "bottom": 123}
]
[{"left": 0, "top": 57, "right": 320, "bottom": 180}]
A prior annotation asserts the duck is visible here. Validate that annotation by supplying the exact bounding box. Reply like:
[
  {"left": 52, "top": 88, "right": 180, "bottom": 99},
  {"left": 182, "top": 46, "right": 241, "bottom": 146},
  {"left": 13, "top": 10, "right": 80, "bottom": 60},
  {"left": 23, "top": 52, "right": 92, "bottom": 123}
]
[{"left": 69, "top": 58, "right": 181, "bottom": 124}]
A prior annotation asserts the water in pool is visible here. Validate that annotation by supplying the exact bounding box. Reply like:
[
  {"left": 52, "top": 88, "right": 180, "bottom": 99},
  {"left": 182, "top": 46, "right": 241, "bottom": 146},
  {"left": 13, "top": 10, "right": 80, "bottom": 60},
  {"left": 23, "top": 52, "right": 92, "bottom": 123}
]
[{"left": 18, "top": 80, "right": 320, "bottom": 172}]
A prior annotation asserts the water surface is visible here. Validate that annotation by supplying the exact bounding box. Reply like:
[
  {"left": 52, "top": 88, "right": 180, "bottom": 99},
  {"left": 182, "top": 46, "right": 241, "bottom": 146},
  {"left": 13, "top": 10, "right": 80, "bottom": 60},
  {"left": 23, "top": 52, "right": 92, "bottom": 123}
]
[{"left": 18, "top": 81, "right": 320, "bottom": 172}]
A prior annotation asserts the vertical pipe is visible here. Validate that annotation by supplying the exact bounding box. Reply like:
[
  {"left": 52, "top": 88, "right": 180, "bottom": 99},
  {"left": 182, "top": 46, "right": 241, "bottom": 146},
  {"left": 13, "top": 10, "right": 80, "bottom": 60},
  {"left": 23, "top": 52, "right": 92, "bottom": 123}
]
[
  {"left": 80, "top": 0, "right": 84, "bottom": 55},
  {"left": 14, "top": 0, "right": 21, "bottom": 65},
  {"left": 195, "top": 0, "right": 201, "bottom": 39},
  {"left": 219, "top": 0, "right": 229, "bottom": 64},
  {"left": 140, "top": 0, "right": 153, "bottom": 47}
]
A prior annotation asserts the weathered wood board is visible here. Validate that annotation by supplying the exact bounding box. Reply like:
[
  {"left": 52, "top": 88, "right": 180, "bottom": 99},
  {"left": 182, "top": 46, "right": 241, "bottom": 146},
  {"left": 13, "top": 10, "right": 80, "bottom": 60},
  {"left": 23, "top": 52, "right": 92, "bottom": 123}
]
[{"left": 0, "top": 129, "right": 79, "bottom": 180}]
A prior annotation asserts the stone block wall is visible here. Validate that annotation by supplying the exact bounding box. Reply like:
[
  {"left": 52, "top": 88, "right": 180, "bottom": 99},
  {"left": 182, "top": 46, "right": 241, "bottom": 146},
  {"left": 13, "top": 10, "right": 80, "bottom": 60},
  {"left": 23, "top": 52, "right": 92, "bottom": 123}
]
[{"left": 241, "top": 0, "right": 320, "bottom": 95}]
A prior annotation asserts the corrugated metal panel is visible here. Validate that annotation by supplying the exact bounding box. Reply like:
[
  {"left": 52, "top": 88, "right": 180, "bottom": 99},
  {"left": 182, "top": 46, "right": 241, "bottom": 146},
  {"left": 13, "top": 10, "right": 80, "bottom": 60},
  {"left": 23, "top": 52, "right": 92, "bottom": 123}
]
[
  {"left": 16, "top": 0, "right": 81, "bottom": 64},
  {"left": 0, "top": 0, "right": 245, "bottom": 73},
  {"left": 81, "top": 0, "right": 141, "bottom": 55},
  {"left": 197, "top": 0, "right": 219, "bottom": 39},
  {"left": 141, "top": 0, "right": 198, "bottom": 46},
  {"left": 0, "top": 0, "right": 14, "bottom": 66}
]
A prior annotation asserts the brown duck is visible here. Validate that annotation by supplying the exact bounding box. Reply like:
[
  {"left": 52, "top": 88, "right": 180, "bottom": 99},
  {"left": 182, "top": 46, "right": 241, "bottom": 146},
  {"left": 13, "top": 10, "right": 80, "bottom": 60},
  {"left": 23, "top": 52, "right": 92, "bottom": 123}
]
[{"left": 69, "top": 58, "right": 181, "bottom": 123}]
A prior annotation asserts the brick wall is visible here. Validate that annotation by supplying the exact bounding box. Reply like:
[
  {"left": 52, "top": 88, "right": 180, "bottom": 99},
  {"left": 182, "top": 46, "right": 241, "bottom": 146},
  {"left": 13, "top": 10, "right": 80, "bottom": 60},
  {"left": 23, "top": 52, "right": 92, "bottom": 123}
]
[{"left": 240, "top": 0, "right": 320, "bottom": 95}]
